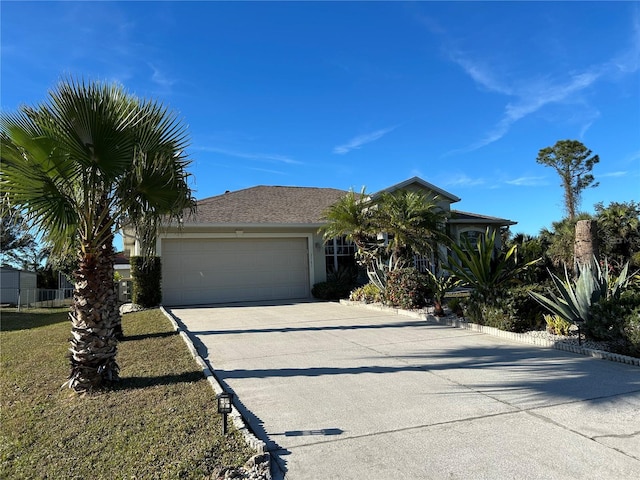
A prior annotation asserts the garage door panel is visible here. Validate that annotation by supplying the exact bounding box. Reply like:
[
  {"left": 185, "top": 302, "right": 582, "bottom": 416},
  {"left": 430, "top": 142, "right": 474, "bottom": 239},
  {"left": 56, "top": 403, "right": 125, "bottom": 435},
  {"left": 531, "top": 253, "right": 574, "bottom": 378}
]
[{"left": 162, "top": 238, "right": 310, "bottom": 305}]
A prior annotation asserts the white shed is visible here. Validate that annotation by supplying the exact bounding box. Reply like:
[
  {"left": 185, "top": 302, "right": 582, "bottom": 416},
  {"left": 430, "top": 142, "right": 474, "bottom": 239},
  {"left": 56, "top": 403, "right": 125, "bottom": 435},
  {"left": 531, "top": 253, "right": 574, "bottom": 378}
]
[{"left": 0, "top": 267, "right": 38, "bottom": 306}]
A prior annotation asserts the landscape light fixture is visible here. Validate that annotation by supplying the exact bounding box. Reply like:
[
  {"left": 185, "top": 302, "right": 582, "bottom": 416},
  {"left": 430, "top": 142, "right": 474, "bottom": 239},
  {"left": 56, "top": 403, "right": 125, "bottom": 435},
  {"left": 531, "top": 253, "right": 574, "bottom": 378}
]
[{"left": 217, "top": 392, "right": 234, "bottom": 435}]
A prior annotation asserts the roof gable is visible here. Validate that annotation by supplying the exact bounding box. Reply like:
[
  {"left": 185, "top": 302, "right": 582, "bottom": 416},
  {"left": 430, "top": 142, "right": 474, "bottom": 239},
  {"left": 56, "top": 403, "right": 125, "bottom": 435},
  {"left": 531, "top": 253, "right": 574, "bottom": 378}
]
[{"left": 372, "top": 176, "right": 461, "bottom": 203}]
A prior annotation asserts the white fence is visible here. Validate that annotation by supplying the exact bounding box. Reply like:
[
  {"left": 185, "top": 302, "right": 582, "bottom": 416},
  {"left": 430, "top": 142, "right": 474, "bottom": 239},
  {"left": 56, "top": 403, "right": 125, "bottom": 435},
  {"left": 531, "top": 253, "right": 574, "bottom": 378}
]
[
  {"left": 0, "top": 288, "right": 74, "bottom": 308},
  {"left": 2, "top": 282, "right": 133, "bottom": 309}
]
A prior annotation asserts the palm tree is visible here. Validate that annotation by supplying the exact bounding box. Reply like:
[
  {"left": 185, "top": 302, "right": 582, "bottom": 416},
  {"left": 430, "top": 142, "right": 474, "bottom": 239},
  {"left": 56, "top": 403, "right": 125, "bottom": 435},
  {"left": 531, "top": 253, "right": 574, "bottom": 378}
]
[
  {"left": 319, "top": 187, "right": 373, "bottom": 250},
  {"left": 372, "top": 189, "right": 448, "bottom": 264},
  {"left": 1, "top": 79, "right": 195, "bottom": 392},
  {"left": 595, "top": 201, "right": 640, "bottom": 268},
  {"left": 540, "top": 213, "right": 592, "bottom": 272}
]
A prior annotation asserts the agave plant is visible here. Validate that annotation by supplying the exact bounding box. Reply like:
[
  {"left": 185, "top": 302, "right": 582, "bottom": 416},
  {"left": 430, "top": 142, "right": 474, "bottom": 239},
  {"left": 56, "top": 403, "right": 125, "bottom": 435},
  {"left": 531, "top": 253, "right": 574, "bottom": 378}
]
[
  {"left": 529, "top": 258, "right": 638, "bottom": 328},
  {"left": 365, "top": 253, "right": 406, "bottom": 293},
  {"left": 596, "top": 258, "right": 638, "bottom": 301},
  {"left": 529, "top": 263, "right": 599, "bottom": 326}
]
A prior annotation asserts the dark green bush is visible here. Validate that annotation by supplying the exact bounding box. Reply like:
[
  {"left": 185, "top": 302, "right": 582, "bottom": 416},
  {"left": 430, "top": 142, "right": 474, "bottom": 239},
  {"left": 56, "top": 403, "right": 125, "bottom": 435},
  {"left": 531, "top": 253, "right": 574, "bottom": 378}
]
[
  {"left": 622, "top": 310, "right": 640, "bottom": 357},
  {"left": 311, "top": 281, "right": 350, "bottom": 300},
  {"left": 446, "top": 297, "right": 465, "bottom": 316},
  {"left": 384, "top": 268, "right": 430, "bottom": 310},
  {"left": 502, "top": 284, "right": 547, "bottom": 331},
  {"left": 461, "top": 285, "right": 547, "bottom": 333},
  {"left": 586, "top": 292, "right": 640, "bottom": 342},
  {"left": 131, "top": 256, "right": 162, "bottom": 308},
  {"left": 312, "top": 266, "right": 358, "bottom": 301},
  {"left": 588, "top": 295, "right": 640, "bottom": 358}
]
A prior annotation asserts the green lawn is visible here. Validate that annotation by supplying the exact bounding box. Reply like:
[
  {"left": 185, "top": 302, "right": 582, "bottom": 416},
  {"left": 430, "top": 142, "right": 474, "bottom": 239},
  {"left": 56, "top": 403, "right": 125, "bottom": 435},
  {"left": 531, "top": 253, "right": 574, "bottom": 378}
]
[{"left": 0, "top": 308, "right": 255, "bottom": 479}]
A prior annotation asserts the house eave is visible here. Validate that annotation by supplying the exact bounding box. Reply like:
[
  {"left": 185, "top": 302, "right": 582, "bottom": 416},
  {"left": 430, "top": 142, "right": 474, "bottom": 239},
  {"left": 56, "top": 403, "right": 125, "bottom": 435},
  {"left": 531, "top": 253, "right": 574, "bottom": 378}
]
[
  {"left": 449, "top": 218, "right": 517, "bottom": 226},
  {"left": 161, "top": 222, "right": 325, "bottom": 230}
]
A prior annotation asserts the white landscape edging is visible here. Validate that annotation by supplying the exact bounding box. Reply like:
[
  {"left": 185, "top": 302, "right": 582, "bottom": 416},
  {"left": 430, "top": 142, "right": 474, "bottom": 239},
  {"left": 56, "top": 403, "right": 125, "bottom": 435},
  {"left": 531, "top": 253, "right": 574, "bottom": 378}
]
[
  {"left": 159, "top": 306, "right": 271, "bottom": 461},
  {"left": 340, "top": 300, "right": 640, "bottom": 367}
]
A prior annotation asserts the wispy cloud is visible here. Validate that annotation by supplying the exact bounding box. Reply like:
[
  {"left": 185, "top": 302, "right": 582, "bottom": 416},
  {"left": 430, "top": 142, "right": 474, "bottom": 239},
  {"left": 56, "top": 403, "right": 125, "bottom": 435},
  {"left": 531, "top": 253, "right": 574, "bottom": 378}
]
[
  {"left": 148, "top": 63, "right": 176, "bottom": 90},
  {"left": 625, "top": 149, "right": 640, "bottom": 164},
  {"left": 443, "top": 7, "right": 640, "bottom": 153},
  {"left": 600, "top": 171, "right": 627, "bottom": 178},
  {"left": 457, "top": 58, "right": 601, "bottom": 152},
  {"left": 505, "top": 176, "right": 548, "bottom": 186},
  {"left": 443, "top": 173, "right": 485, "bottom": 188},
  {"left": 449, "top": 53, "right": 512, "bottom": 96},
  {"left": 248, "top": 167, "right": 287, "bottom": 175},
  {"left": 333, "top": 126, "right": 397, "bottom": 154},
  {"left": 195, "top": 146, "right": 301, "bottom": 165}
]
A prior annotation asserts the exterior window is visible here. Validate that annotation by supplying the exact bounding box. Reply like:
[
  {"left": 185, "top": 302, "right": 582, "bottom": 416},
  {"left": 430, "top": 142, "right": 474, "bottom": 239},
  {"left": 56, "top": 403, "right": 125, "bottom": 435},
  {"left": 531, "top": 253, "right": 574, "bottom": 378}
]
[
  {"left": 413, "top": 254, "right": 435, "bottom": 273},
  {"left": 459, "top": 230, "right": 486, "bottom": 250},
  {"left": 460, "top": 230, "right": 482, "bottom": 246},
  {"left": 325, "top": 237, "right": 356, "bottom": 273}
]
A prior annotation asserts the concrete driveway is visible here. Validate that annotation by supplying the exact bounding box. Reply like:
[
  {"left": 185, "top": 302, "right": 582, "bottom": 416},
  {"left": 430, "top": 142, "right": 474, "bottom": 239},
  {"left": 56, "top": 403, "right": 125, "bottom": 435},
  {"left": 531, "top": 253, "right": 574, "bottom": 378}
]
[{"left": 167, "top": 300, "right": 640, "bottom": 480}]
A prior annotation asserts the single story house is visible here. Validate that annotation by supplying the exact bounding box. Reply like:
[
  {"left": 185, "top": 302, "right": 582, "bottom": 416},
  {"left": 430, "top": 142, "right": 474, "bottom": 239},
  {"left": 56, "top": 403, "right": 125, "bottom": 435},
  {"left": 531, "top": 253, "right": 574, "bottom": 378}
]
[{"left": 123, "top": 177, "right": 515, "bottom": 306}]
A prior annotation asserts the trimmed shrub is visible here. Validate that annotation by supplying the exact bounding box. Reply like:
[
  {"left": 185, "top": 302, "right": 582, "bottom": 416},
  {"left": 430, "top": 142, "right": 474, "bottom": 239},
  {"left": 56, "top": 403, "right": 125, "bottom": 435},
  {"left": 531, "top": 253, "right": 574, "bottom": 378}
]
[
  {"left": 350, "top": 283, "right": 383, "bottom": 303},
  {"left": 131, "top": 256, "right": 162, "bottom": 308},
  {"left": 384, "top": 268, "right": 430, "bottom": 310}
]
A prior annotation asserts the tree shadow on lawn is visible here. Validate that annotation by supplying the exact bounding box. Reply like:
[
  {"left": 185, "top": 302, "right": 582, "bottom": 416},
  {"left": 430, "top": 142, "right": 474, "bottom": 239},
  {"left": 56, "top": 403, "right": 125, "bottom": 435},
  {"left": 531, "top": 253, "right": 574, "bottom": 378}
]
[
  {"left": 113, "top": 370, "right": 205, "bottom": 390},
  {"left": 120, "top": 331, "right": 179, "bottom": 342},
  {"left": 0, "top": 310, "right": 69, "bottom": 331}
]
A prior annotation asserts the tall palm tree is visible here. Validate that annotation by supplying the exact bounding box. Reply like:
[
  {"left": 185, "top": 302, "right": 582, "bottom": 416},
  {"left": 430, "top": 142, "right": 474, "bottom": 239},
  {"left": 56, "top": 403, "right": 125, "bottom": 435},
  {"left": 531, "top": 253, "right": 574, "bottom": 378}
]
[
  {"left": 1, "top": 79, "right": 195, "bottom": 392},
  {"left": 372, "top": 189, "right": 448, "bottom": 264}
]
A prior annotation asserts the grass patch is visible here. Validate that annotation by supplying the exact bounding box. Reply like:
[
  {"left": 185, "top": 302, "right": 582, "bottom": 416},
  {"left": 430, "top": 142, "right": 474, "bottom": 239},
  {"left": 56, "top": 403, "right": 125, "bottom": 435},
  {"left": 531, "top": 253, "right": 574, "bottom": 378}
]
[{"left": 1, "top": 308, "right": 256, "bottom": 479}]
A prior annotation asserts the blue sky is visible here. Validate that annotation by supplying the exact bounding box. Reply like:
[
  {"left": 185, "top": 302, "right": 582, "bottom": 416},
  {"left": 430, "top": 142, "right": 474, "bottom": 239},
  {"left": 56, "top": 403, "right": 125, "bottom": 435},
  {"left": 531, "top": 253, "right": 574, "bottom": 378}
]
[{"left": 2, "top": 1, "right": 639, "bottom": 245}]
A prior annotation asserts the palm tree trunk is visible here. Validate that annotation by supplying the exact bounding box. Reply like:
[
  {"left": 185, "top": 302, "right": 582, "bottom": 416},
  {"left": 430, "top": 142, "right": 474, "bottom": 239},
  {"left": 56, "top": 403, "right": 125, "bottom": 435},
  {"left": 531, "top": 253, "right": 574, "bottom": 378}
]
[{"left": 67, "top": 241, "right": 120, "bottom": 392}]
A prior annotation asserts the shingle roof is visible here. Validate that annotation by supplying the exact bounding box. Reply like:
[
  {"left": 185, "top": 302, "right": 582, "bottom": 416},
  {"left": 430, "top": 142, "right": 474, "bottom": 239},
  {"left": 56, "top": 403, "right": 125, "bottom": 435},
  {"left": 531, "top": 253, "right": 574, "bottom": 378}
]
[
  {"left": 450, "top": 210, "right": 516, "bottom": 226},
  {"left": 185, "top": 186, "right": 350, "bottom": 225}
]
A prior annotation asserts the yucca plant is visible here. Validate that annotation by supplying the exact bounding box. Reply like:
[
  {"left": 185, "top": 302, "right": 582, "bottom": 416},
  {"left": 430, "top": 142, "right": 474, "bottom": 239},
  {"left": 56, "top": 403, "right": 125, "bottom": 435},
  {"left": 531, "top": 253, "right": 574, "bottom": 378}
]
[{"left": 445, "top": 229, "right": 539, "bottom": 303}]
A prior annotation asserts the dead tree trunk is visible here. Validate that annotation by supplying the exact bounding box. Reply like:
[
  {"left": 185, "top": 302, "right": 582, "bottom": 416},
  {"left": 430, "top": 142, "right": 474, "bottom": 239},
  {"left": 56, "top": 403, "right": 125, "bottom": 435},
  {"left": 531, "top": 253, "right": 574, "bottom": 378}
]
[{"left": 574, "top": 219, "right": 599, "bottom": 272}]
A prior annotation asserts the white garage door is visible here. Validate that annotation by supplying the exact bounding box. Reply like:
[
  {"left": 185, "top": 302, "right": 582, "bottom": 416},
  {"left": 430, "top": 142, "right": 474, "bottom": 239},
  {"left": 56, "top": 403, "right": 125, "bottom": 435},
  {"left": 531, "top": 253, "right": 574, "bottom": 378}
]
[{"left": 161, "top": 237, "right": 310, "bottom": 306}]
